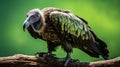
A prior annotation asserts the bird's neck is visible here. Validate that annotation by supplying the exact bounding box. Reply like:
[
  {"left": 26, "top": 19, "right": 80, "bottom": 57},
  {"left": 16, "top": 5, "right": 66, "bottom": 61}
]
[{"left": 32, "top": 11, "right": 46, "bottom": 34}]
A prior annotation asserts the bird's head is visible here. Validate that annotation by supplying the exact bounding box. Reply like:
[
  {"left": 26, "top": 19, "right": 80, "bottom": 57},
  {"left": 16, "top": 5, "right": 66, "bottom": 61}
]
[{"left": 23, "top": 9, "right": 43, "bottom": 31}]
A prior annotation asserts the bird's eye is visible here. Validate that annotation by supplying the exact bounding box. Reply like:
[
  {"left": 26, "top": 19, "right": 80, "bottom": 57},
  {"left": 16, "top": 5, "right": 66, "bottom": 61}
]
[
  {"left": 36, "top": 14, "right": 39, "bottom": 17},
  {"left": 31, "top": 15, "right": 36, "bottom": 18}
]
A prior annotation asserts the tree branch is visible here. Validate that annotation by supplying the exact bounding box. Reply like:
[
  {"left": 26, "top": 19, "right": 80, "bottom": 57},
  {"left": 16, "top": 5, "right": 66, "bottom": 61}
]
[{"left": 0, "top": 54, "right": 120, "bottom": 67}]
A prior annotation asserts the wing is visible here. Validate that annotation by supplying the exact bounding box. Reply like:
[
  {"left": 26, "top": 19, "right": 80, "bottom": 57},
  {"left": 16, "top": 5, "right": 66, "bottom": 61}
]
[
  {"left": 49, "top": 11, "right": 109, "bottom": 59},
  {"left": 50, "top": 11, "right": 94, "bottom": 41}
]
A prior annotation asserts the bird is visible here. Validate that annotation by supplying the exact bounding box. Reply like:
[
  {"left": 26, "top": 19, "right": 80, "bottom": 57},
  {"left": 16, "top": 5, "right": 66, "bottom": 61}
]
[{"left": 23, "top": 7, "right": 109, "bottom": 66}]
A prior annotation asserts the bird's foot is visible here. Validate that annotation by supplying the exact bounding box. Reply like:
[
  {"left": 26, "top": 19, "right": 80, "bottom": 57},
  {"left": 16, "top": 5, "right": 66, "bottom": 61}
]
[
  {"left": 58, "top": 57, "right": 79, "bottom": 67},
  {"left": 35, "top": 52, "right": 56, "bottom": 57}
]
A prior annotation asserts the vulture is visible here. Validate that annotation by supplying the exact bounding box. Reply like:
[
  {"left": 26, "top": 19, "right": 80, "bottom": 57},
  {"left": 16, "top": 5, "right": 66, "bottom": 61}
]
[{"left": 23, "top": 7, "right": 109, "bottom": 66}]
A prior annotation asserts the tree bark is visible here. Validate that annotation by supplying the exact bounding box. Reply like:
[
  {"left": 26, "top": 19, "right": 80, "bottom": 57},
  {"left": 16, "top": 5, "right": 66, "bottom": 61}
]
[{"left": 0, "top": 53, "right": 120, "bottom": 67}]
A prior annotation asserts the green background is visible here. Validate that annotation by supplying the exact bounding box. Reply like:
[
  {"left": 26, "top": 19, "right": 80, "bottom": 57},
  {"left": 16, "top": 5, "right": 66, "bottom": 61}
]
[{"left": 0, "top": 0, "right": 120, "bottom": 62}]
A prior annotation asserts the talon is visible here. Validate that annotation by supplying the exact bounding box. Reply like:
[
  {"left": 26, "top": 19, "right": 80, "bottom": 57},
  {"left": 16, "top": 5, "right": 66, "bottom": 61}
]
[
  {"left": 49, "top": 53, "right": 56, "bottom": 56},
  {"left": 35, "top": 52, "right": 46, "bottom": 57},
  {"left": 35, "top": 52, "right": 56, "bottom": 57}
]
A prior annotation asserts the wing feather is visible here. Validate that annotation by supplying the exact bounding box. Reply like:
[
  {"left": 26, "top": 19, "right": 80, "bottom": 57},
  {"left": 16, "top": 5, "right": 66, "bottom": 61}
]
[{"left": 50, "top": 11, "right": 90, "bottom": 39}]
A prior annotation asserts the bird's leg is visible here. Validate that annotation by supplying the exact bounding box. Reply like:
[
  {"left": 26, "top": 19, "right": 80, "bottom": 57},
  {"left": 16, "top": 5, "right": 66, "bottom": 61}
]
[
  {"left": 59, "top": 52, "right": 79, "bottom": 67},
  {"left": 35, "top": 41, "right": 58, "bottom": 57},
  {"left": 64, "top": 52, "right": 72, "bottom": 67},
  {"left": 58, "top": 52, "right": 71, "bottom": 67}
]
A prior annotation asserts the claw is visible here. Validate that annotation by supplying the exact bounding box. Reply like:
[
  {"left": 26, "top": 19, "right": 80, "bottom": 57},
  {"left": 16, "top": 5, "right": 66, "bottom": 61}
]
[
  {"left": 35, "top": 52, "right": 47, "bottom": 55},
  {"left": 35, "top": 52, "right": 56, "bottom": 57},
  {"left": 35, "top": 52, "right": 46, "bottom": 57}
]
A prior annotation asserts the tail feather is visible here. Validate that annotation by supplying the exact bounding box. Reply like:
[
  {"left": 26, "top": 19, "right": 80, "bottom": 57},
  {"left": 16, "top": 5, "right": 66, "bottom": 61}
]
[
  {"left": 95, "top": 38, "right": 109, "bottom": 60},
  {"left": 90, "top": 30, "right": 109, "bottom": 60},
  {"left": 71, "top": 30, "right": 109, "bottom": 60}
]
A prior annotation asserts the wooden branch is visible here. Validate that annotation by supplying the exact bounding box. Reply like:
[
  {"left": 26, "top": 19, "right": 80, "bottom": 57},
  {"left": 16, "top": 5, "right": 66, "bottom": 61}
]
[{"left": 0, "top": 54, "right": 120, "bottom": 67}]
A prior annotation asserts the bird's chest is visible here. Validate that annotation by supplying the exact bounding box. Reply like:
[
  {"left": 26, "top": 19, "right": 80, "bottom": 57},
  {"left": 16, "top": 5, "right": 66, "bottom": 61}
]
[{"left": 41, "top": 27, "right": 60, "bottom": 43}]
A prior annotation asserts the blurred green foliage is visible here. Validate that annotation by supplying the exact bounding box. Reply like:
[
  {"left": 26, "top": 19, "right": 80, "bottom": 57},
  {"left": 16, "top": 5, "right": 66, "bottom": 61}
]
[{"left": 0, "top": 0, "right": 120, "bottom": 62}]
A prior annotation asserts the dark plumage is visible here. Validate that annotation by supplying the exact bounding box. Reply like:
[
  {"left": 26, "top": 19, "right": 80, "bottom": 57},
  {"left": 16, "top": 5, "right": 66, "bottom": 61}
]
[{"left": 23, "top": 7, "right": 109, "bottom": 66}]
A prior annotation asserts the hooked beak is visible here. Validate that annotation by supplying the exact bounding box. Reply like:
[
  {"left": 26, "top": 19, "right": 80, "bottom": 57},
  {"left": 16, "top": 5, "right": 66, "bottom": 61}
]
[
  {"left": 23, "top": 23, "right": 26, "bottom": 31},
  {"left": 23, "top": 17, "right": 32, "bottom": 31}
]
